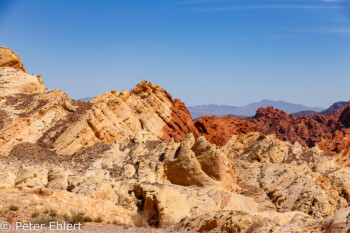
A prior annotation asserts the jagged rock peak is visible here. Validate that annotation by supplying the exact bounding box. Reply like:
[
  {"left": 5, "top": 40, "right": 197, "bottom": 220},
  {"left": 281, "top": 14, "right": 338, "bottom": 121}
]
[{"left": 131, "top": 80, "right": 163, "bottom": 98}]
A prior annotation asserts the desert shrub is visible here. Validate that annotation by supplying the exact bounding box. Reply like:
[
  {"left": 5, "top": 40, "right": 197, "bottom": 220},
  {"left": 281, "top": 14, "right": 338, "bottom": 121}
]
[
  {"left": 83, "top": 216, "right": 92, "bottom": 222},
  {"left": 49, "top": 210, "right": 57, "bottom": 217},
  {"left": 34, "top": 215, "right": 56, "bottom": 225},
  {"left": 9, "top": 205, "right": 19, "bottom": 211},
  {"left": 94, "top": 217, "right": 103, "bottom": 223},
  {"left": 62, "top": 214, "right": 70, "bottom": 222},
  {"left": 159, "top": 216, "right": 174, "bottom": 230},
  {"left": 133, "top": 210, "right": 149, "bottom": 228},
  {"left": 69, "top": 212, "right": 85, "bottom": 225},
  {"left": 31, "top": 212, "right": 40, "bottom": 218}
]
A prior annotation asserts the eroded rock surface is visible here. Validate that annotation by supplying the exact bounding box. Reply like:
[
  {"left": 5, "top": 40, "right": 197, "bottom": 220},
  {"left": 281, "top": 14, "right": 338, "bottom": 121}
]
[{"left": 1, "top": 130, "right": 349, "bottom": 231}]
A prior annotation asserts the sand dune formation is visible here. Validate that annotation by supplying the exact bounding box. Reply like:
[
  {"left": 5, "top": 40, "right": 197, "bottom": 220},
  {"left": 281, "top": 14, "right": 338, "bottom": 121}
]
[{"left": 1, "top": 47, "right": 350, "bottom": 232}]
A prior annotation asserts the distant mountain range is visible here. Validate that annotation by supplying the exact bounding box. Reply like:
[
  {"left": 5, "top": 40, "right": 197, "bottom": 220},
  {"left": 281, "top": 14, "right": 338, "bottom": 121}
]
[
  {"left": 78, "top": 97, "right": 93, "bottom": 101},
  {"left": 290, "top": 101, "right": 348, "bottom": 117},
  {"left": 319, "top": 101, "right": 348, "bottom": 115},
  {"left": 188, "top": 99, "right": 325, "bottom": 119}
]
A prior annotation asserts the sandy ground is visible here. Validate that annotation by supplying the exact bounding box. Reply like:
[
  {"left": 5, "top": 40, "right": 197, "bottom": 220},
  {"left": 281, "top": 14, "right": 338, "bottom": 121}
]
[{"left": 4, "top": 226, "right": 191, "bottom": 233}]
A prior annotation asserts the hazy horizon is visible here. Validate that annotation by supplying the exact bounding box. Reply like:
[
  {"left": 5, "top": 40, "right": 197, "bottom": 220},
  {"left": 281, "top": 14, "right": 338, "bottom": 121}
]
[
  {"left": 79, "top": 96, "right": 330, "bottom": 108},
  {"left": 1, "top": 0, "right": 350, "bottom": 107},
  {"left": 187, "top": 99, "right": 328, "bottom": 108}
]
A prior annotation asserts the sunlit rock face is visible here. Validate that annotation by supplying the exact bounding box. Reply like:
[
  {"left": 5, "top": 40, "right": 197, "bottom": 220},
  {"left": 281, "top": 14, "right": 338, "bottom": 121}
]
[{"left": 0, "top": 47, "right": 26, "bottom": 72}]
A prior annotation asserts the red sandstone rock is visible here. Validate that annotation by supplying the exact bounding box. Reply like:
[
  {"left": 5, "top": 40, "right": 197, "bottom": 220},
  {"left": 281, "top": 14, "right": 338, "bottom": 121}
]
[
  {"left": 340, "top": 101, "right": 350, "bottom": 127},
  {"left": 194, "top": 104, "right": 350, "bottom": 158},
  {"left": 317, "top": 129, "right": 350, "bottom": 156},
  {"left": 161, "top": 91, "right": 200, "bottom": 142},
  {"left": 249, "top": 106, "right": 340, "bottom": 147},
  {"left": 317, "top": 102, "right": 350, "bottom": 159},
  {"left": 194, "top": 116, "right": 254, "bottom": 146}
]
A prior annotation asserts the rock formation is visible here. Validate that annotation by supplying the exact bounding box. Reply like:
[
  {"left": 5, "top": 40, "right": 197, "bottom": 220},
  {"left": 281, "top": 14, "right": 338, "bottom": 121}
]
[
  {"left": 194, "top": 105, "right": 350, "bottom": 164},
  {"left": 0, "top": 48, "right": 350, "bottom": 232},
  {"left": 249, "top": 106, "right": 341, "bottom": 147},
  {"left": 0, "top": 47, "right": 26, "bottom": 72},
  {"left": 0, "top": 52, "right": 199, "bottom": 156},
  {"left": 340, "top": 101, "right": 350, "bottom": 127},
  {"left": 195, "top": 115, "right": 254, "bottom": 146},
  {"left": 164, "top": 134, "right": 238, "bottom": 191}
]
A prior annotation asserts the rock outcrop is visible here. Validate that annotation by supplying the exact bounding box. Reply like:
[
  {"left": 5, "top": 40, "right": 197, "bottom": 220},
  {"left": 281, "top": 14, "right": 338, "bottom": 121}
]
[
  {"left": 249, "top": 106, "right": 341, "bottom": 148},
  {"left": 164, "top": 134, "right": 238, "bottom": 191},
  {"left": 340, "top": 101, "right": 350, "bottom": 127},
  {"left": 0, "top": 51, "right": 199, "bottom": 156},
  {"left": 249, "top": 106, "right": 350, "bottom": 165},
  {"left": 0, "top": 47, "right": 26, "bottom": 72},
  {"left": 195, "top": 115, "right": 254, "bottom": 146}
]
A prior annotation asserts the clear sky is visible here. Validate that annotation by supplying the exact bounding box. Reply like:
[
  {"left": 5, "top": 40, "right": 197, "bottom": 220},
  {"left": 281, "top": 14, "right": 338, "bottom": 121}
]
[{"left": 1, "top": 0, "right": 350, "bottom": 107}]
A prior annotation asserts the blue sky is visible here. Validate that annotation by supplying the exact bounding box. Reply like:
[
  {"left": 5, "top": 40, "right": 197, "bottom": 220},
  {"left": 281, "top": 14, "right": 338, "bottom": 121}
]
[{"left": 1, "top": 0, "right": 350, "bottom": 107}]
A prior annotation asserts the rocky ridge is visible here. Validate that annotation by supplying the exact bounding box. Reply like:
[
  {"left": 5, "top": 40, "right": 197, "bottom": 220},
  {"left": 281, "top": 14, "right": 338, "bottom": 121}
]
[
  {"left": 0, "top": 48, "right": 199, "bottom": 157},
  {"left": 194, "top": 104, "right": 350, "bottom": 165}
]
